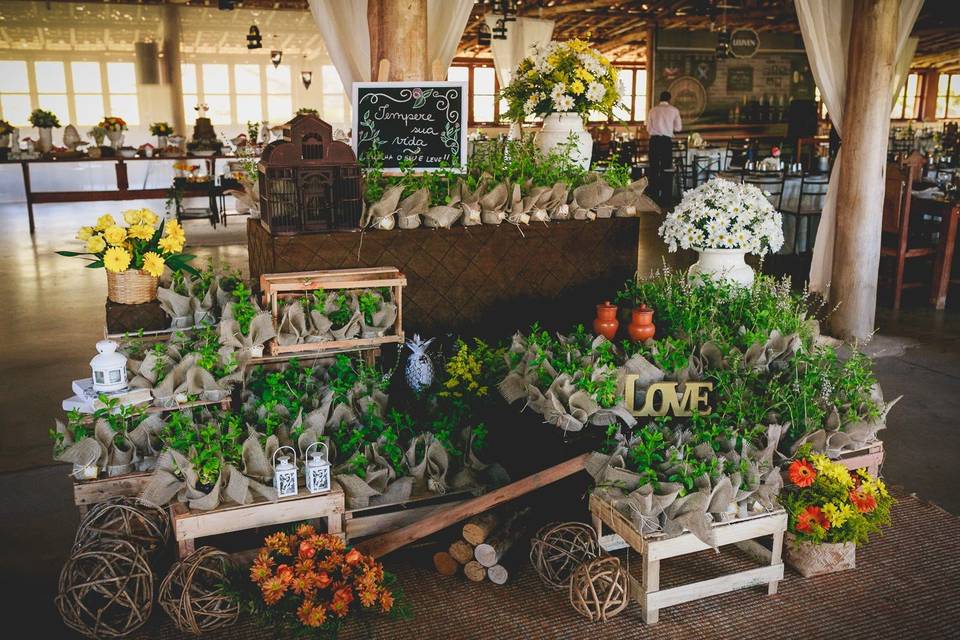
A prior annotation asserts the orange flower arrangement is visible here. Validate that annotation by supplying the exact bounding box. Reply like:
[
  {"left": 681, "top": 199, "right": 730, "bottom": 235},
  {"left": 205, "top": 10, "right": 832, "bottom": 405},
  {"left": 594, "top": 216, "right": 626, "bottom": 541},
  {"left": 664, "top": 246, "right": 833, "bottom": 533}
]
[
  {"left": 244, "top": 523, "right": 405, "bottom": 634},
  {"left": 794, "top": 505, "right": 830, "bottom": 534}
]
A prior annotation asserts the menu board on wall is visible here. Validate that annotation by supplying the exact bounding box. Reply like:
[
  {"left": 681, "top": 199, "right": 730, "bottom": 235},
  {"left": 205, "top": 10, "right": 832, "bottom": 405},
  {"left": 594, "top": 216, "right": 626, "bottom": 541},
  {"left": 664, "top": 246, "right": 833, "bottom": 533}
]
[
  {"left": 352, "top": 81, "right": 467, "bottom": 171},
  {"left": 653, "top": 30, "right": 815, "bottom": 126}
]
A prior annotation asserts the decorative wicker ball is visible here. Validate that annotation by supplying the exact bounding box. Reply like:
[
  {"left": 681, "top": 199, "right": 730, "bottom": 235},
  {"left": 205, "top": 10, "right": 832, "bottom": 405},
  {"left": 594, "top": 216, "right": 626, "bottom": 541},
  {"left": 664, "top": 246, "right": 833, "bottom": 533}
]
[
  {"left": 530, "top": 522, "right": 600, "bottom": 588},
  {"left": 159, "top": 546, "right": 240, "bottom": 635},
  {"left": 74, "top": 496, "right": 170, "bottom": 553},
  {"left": 56, "top": 539, "right": 154, "bottom": 638},
  {"left": 569, "top": 556, "right": 630, "bottom": 622}
]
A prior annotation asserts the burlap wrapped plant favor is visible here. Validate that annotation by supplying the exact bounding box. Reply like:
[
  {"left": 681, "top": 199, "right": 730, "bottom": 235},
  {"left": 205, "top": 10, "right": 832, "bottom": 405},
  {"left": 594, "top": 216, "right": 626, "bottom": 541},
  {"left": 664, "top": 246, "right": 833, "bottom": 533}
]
[
  {"left": 505, "top": 184, "right": 530, "bottom": 226},
  {"left": 397, "top": 187, "right": 429, "bottom": 230},
  {"left": 150, "top": 353, "right": 237, "bottom": 408},
  {"left": 219, "top": 309, "right": 276, "bottom": 362},
  {"left": 277, "top": 300, "right": 311, "bottom": 346},
  {"left": 423, "top": 204, "right": 461, "bottom": 229},
  {"left": 405, "top": 433, "right": 450, "bottom": 495},
  {"left": 543, "top": 183, "right": 570, "bottom": 220},
  {"left": 127, "top": 414, "right": 165, "bottom": 471},
  {"left": 358, "top": 291, "right": 398, "bottom": 339},
  {"left": 53, "top": 421, "right": 104, "bottom": 477},
  {"left": 364, "top": 184, "right": 404, "bottom": 230},
  {"left": 454, "top": 177, "right": 486, "bottom": 226},
  {"left": 192, "top": 277, "right": 219, "bottom": 326},
  {"left": 570, "top": 178, "right": 614, "bottom": 220},
  {"left": 158, "top": 286, "right": 195, "bottom": 329},
  {"left": 480, "top": 182, "right": 508, "bottom": 225},
  {"left": 522, "top": 185, "right": 553, "bottom": 223},
  {"left": 125, "top": 343, "right": 183, "bottom": 389}
]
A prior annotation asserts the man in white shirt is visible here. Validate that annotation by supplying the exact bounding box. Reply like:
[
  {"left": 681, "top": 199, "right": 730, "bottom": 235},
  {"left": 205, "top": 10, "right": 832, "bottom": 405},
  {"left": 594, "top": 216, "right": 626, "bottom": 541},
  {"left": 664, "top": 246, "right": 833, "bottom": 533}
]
[{"left": 647, "top": 91, "right": 682, "bottom": 207}]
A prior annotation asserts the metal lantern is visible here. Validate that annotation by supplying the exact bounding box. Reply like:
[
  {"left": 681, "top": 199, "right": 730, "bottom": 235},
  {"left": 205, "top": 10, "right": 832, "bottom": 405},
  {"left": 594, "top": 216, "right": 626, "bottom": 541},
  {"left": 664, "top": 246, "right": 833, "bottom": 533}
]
[
  {"left": 273, "top": 445, "right": 298, "bottom": 498},
  {"left": 304, "top": 442, "right": 331, "bottom": 494},
  {"left": 90, "top": 339, "right": 128, "bottom": 393}
]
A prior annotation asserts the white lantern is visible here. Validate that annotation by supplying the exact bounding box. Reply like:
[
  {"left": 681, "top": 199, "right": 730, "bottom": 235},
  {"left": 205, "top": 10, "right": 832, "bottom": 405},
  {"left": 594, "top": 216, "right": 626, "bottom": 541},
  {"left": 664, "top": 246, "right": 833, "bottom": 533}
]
[
  {"left": 304, "top": 441, "right": 331, "bottom": 494},
  {"left": 90, "top": 339, "right": 128, "bottom": 393},
  {"left": 273, "top": 445, "right": 298, "bottom": 498}
]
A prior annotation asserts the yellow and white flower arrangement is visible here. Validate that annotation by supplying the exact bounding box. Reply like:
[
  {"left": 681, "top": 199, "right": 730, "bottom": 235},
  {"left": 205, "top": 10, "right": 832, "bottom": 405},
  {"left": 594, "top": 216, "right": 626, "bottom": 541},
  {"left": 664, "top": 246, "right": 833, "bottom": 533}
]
[
  {"left": 57, "top": 208, "right": 197, "bottom": 278},
  {"left": 500, "top": 39, "right": 621, "bottom": 122}
]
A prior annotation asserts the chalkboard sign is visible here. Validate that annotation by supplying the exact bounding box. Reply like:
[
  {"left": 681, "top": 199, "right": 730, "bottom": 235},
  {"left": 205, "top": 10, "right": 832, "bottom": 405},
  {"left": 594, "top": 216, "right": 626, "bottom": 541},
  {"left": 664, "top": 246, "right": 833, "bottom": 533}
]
[
  {"left": 352, "top": 81, "right": 467, "bottom": 172},
  {"left": 727, "top": 67, "right": 754, "bottom": 92}
]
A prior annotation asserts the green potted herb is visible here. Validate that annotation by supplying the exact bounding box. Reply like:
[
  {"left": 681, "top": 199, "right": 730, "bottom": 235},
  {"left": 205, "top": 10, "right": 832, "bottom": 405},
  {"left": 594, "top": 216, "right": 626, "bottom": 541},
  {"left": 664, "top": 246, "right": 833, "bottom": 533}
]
[{"left": 149, "top": 121, "right": 174, "bottom": 148}]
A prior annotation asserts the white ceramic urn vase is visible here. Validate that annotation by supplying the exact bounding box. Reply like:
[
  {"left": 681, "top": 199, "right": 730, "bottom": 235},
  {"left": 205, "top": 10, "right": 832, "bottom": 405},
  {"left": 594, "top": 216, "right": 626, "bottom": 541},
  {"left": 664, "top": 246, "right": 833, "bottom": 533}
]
[
  {"left": 106, "top": 128, "right": 124, "bottom": 149},
  {"left": 688, "top": 247, "right": 754, "bottom": 287},
  {"left": 37, "top": 127, "right": 54, "bottom": 153},
  {"left": 534, "top": 113, "right": 592, "bottom": 170}
]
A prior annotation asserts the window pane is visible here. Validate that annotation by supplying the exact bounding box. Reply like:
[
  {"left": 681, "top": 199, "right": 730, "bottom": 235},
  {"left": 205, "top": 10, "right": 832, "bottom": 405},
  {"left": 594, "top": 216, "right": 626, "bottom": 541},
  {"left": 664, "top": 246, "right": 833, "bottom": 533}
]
[
  {"left": 203, "top": 64, "right": 230, "bottom": 94},
  {"left": 938, "top": 74, "right": 950, "bottom": 96},
  {"left": 1, "top": 94, "right": 31, "bottom": 125},
  {"left": 619, "top": 69, "right": 634, "bottom": 95},
  {"left": 181, "top": 64, "right": 197, "bottom": 94},
  {"left": 35, "top": 61, "right": 66, "bottom": 93},
  {"left": 236, "top": 95, "right": 262, "bottom": 123},
  {"left": 322, "top": 95, "right": 345, "bottom": 123},
  {"left": 37, "top": 94, "right": 69, "bottom": 123},
  {"left": 0, "top": 61, "right": 29, "bottom": 92},
  {"left": 473, "top": 96, "right": 494, "bottom": 122},
  {"left": 107, "top": 63, "right": 137, "bottom": 93},
  {"left": 448, "top": 66, "right": 469, "bottom": 83},
  {"left": 588, "top": 109, "right": 606, "bottom": 122},
  {"left": 109, "top": 94, "right": 139, "bottom": 125},
  {"left": 235, "top": 64, "right": 260, "bottom": 94},
  {"left": 613, "top": 102, "right": 631, "bottom": 121},
  {"left": 636, "top": 70, "right": 647, "bottom": 95},
  {"left": 474, "top": 67, "right": 495, "bottom": 95},
  {"left": 634, "top": 94, "right": 647, "bottom": 121},
  {"left": 205, "top": 94, "right": 231, "bottom": 124},
  {"left": 936, "top": 96, "right": 947, "bottom": 119},
  {"left": 267, "top": 94, "right": 292, "bottom": 121},
  {"left": 75, "top": 94, "right": 104, "bottom": 125},
  {"left": 320, "top": 65, "right": 342, "bottom": 94},
  {"left": 948, "top": 94, "right": 960, "bottom": 119},
  {"left": 72, "top": 62, "right": 102, "bottom": 93},
  {"left": 183, "top": 94, "right": 198, "bottom": 124},
  {"left": 266, "top": 65, "right": 291, "bottom": 94}
]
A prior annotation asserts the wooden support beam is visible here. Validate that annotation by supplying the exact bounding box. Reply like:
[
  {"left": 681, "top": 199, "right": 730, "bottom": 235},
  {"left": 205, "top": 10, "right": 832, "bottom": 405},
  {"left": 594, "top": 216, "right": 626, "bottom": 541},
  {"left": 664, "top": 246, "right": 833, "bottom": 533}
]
[
  {"left": 368, "top": 0, "right": 428, "bottom": 81},
  {"left": 830, "top": 0, "right": 899, "bottom": 341},
  {"left": 355, "top": 454, "right": 589, "bottom": 559}
]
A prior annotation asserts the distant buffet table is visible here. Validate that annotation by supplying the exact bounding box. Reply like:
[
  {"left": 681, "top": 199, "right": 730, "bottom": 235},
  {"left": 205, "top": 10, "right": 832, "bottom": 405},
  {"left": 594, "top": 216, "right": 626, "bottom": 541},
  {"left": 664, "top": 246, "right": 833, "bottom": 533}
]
[{"left": 3, "top": 155, "right": 239, "bottom": 234}]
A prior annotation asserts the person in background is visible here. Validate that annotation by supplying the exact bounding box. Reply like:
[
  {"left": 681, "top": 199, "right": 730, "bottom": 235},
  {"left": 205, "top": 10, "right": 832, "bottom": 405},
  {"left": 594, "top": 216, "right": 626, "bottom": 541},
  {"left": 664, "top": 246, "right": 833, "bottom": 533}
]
[{"left": 647, "top": 91, "right": 683, "bottom": 208}]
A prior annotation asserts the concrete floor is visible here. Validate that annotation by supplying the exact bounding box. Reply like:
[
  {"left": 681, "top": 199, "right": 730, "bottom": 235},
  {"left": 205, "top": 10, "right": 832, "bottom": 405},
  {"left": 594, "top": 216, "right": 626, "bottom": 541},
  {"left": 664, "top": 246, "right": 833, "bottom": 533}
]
[{"left": 0, "top": 199, "right": 958, "bottom": 636}]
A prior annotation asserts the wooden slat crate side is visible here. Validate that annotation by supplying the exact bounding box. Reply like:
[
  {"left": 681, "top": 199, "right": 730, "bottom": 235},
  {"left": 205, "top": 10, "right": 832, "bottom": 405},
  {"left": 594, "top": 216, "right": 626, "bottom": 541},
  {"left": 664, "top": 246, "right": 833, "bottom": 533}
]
[
  {"left": 73, "top": 472, "right": 152, "bottom": 506},
  {"left": 835, "top": 441, "right": 885, "bottom": 476}
]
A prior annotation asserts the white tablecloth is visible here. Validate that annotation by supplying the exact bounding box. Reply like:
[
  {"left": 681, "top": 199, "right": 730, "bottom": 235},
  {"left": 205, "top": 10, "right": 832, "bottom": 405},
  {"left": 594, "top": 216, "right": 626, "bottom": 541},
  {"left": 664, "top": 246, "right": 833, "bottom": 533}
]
[{"left": 686, "top": 148, "right": 725, "bottom": 184}]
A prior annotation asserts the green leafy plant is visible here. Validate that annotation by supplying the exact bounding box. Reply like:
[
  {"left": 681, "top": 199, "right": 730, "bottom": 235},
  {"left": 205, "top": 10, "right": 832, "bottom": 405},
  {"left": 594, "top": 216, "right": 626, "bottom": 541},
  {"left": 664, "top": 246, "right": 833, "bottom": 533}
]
[
  {"left": 231, "top": 281, "right": 257, "bottom": 335},
  {"left": 358, "top": 290, "right": 381, "bottom": 325},
  {"left": 29, "top": 108, "right": 61, "bottom": 128}
]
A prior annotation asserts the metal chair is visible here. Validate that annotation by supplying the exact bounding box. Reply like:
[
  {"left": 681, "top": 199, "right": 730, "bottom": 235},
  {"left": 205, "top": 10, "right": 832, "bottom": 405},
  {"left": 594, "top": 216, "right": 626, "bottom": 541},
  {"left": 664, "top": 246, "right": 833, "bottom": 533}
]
[
  {"left": 780, "top": 173, "right": 829, "bottom": 254},
  {"left": 743, "top": 172, "right": 785, "bottom": 211},
  {"left": 724, "top": 138, "right": 750, "bottom": 171}
]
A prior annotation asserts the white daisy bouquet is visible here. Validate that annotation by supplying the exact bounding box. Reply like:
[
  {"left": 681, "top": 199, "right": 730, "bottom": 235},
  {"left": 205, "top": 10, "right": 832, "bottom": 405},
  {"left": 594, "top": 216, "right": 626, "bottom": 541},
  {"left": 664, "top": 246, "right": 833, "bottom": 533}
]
[
  {"left": 500, "top": 39, "right": 621, "bottom": 122},
  {"left": 658, "top": 178, "right": 784, "bottom": 255}
]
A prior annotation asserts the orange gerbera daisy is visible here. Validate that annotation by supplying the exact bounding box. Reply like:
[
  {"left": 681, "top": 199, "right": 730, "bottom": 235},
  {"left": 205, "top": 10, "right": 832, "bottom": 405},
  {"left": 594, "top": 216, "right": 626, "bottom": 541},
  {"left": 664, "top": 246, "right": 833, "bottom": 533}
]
[
  {"left": 795, "top": 506, "right": 830, "bottom": 533},
  {"left": 297, "top": 599, "right": 327, "bottom": 627},
  {"left": 296, "top": 523, "right": 316, "bottom": 538},
  {"left": 261, "top": 576, "right": 287, "bottom": 605},
  {"left": 345, "top": 548, "right": 363, "bottom": 565},
  {"left": 295, "top": 558, "right": 316, "bottom": 575},
  {"left": 330, "top": 599, "right": 350, "bottom": 618},
  {"left": 379, "top": 590, "right": 395, "bottom": 613},
  {"left": 788, "top": 459, "right": 816, "bottom": 488},
  {"left": 265, "top": 532, "right": 291, "bottom": 555},
  {"left": 250, "top": 559, "right": 273, "bottom": 584},
  {"left": 850, "top": 488, "right": 877, "bottom": 513},
  {"left": 359, "top": 586, "right": 378, "bottom": 608},
  {"left": 291, "top": 575, "right": 315, "bottom": 596}
]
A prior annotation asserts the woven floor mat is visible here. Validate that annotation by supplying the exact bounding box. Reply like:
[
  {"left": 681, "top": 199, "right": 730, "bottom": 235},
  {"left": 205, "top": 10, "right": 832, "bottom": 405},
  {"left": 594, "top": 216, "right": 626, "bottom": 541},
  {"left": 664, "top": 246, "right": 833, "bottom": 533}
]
[{"left": 140, "top": 491, "right": 958, "bottom": 640}]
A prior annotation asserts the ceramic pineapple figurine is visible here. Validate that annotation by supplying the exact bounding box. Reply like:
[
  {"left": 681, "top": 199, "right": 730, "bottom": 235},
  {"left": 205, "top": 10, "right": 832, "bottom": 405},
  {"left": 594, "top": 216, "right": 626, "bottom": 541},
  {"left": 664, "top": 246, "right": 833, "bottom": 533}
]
[{"left": 404, "top": 334, "right": 435, "bottom": 392}]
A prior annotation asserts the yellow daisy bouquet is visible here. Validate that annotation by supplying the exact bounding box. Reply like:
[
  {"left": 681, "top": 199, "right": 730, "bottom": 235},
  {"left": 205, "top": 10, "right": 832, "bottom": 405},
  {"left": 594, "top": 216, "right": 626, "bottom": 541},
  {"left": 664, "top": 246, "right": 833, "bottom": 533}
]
[
  {"left": 57, "top": 208, "right": 198, "bottom": 278},
  {"left": 500, "top": 39, "right": 621, "bottom": 122}
]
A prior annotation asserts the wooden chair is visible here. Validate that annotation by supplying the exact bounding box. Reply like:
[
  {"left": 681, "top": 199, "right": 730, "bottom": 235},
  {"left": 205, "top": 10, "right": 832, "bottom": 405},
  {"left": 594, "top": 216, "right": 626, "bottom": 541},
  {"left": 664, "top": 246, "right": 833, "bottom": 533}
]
[
  {"left": 880, "top": 157, "right": 935, "bottom": 309},
  {"left": 724, "top": 138, "right": 750, "bottom": 171},
  {"left": 780, "top": 173, "right": 829, "bottom": 254}
]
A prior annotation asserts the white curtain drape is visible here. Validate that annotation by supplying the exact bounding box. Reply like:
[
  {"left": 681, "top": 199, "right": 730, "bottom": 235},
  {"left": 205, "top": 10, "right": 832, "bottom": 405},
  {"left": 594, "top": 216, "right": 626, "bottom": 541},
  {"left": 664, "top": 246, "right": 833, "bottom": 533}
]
[
  {"left": 891, "top": 36, "right": 919, "bottom": 109},
  {"left": 796, "top": 0, "right": 923, "bottom": 294},
  {"left": 309, "top": 0, "right": 474, "bottom": 100},
  {"left": 428, "top": 1, "right": 475, "bottom": 77},
  {"left": 484, "top": 15, "right": 555, "bottom": 87}
]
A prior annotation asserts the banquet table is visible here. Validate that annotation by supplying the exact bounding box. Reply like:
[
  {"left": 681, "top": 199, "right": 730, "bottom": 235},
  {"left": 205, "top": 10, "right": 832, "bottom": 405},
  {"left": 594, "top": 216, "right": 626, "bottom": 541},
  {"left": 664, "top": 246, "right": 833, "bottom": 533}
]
[
  {"left": 911, "top": 193, "right": 960, "bottom": 309},
  {"left": 2, "top": 155, "right": 235, "bottom": 234}
]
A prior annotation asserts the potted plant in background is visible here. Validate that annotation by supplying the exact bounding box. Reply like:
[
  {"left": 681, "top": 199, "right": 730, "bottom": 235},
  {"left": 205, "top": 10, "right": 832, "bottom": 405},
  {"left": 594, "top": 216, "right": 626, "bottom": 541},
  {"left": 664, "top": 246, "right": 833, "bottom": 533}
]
[
  {"left": 500, "top": 39, "right": 621, "bottom": 169},
  {"left": 149, "top": 121, "right": 174, "bottom": 149},
  {"left": 56, "top": 208, "right": 198, "bottom": 304},
  {"left": 100, "top": 116, "right": 128, "bottom": 149},
  {"left": 0, "top": 119, "right": 13, "bottom": 159},
  {"left": 658, "top": 177, "right": 784, "bottom": 286},
  {"left": 781, "top": 452, "right": 894, "bottom": 577},
  {"left": 29, "top": 108, "right": 61, "bottom": 153}
]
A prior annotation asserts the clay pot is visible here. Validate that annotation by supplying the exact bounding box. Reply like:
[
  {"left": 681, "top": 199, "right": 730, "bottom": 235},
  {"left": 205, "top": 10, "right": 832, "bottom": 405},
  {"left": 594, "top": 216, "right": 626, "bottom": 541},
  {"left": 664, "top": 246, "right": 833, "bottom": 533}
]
[
  {"left": 628, "top": 304, "right": 656, "bottom": 342},
  {"left": 593, "top": 301, "right": 619, "bottom": 340}
]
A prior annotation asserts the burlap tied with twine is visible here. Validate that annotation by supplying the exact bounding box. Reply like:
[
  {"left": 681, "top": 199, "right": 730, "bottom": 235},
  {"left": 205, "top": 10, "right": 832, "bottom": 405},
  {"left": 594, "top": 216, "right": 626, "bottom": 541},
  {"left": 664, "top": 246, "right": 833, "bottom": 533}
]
[
  {"left": 454, "top": 176, "right": 487, "bottom": 226},
  {"left": 397, "top": 187, "right": 429, "bottom": 230},
  {"left": 219, "top": 309, "right": 276, "bottom": 364},
  {"left": 363, "top": 184, "right": 404, "bottom": 231},
  {"left": 570, "top": 176, "right": 614, "bottom": 220},
  {"left": 606, "top": 177, "right": 660, "bottom": 217},
  {"left": 480, "top": 182, "right": 508, "bottom": 225}
]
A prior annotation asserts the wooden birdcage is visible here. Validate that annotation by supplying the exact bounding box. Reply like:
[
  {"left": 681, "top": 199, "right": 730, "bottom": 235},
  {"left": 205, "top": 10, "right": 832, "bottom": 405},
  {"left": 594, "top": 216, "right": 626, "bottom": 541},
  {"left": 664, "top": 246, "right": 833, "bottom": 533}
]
[{"left": 257, "top": 114, "right": 362, "bottom": 234}]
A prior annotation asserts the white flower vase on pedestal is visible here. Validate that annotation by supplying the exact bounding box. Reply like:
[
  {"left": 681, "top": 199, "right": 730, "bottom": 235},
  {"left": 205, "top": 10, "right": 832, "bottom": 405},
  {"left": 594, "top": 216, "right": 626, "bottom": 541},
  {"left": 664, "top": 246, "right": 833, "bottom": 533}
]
[
  {"left": 688, "top": 248, "right": 754, "bottom": 287},
  {"left": 106, "top": 129, "right": 124, "bottom": 149},
  {"left": 534, "top": 113, "right": 592, "bottom": 169},
  {"left": 37, "top": 127, "right": 54, "bottom": 153}
]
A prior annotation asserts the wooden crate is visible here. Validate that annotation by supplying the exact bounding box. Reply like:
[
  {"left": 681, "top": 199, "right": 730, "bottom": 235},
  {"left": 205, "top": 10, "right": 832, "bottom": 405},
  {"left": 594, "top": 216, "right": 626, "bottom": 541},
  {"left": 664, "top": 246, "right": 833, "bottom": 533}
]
[
  {"left": 344, "top": 490, "right": 472, "bottom": 542},
  {"left": 834, "top": 440, "right": 884, "bottom": 476},
  {"left": 73, "top": 471, "right": 152, "bottom": 516},
  {"left": 170, "top": 487, "right": 345, "bottom": 558},
  {"left": 589, "top": 494, "right": 786, "bottom": 624},
  {"left": 260, "top": 267, "right": 407, "bottom": 357}
]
